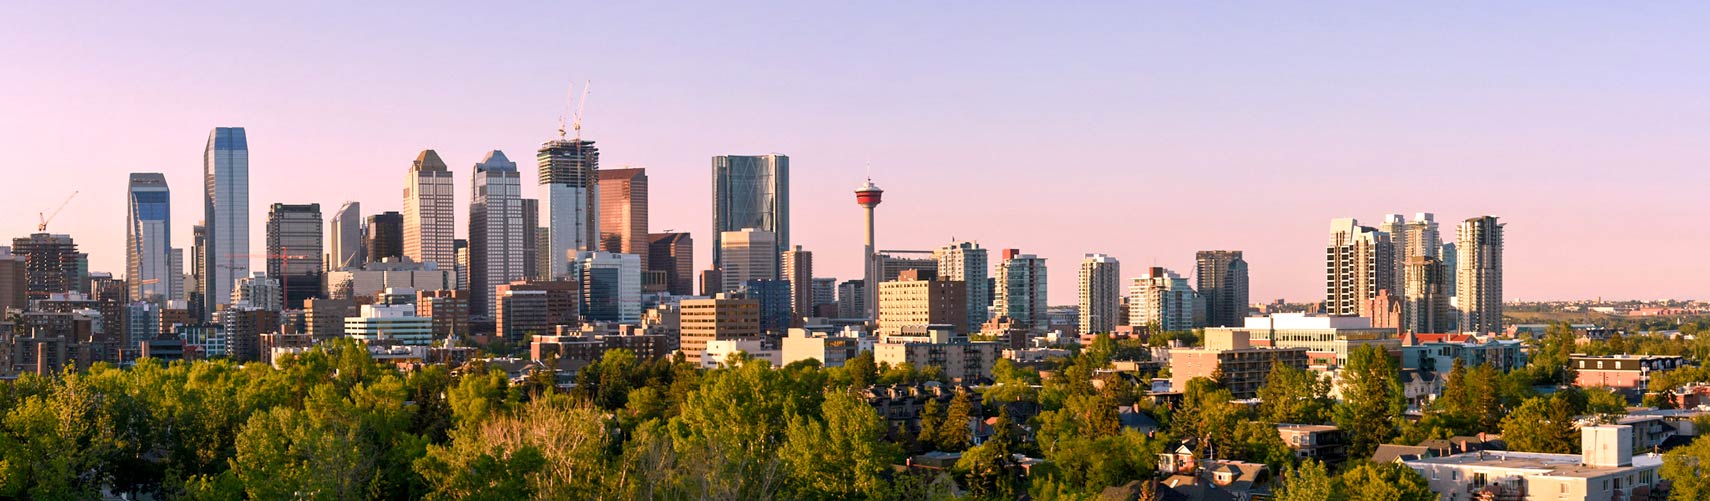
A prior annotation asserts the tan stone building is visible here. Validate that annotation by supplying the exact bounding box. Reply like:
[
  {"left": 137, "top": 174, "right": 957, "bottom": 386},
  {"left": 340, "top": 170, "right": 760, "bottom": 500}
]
[
  {"left": 1168, "top": 330, "right": 1309, "bottom": 398},
  {"left": 878, "top": 270, "right": 967, "bottom": 335},
  {"left": 679, "top": 296, "right": 760, "bottom": 365}
]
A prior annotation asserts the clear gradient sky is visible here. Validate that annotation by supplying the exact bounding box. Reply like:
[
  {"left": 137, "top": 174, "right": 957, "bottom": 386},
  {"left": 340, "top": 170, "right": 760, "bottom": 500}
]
[{"left": 3, "top": 2, "right": 1707, "bottom": 304}]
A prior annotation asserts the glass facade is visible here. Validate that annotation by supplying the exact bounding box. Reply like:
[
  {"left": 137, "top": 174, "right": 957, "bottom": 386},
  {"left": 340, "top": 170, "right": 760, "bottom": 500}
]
[
  {"left": 203, "top": 127, "right": 250, "bottom": 316},
  {"left": 711, "top": 154, "right": 789, "bottom": 272},
  {"left": 127, "top": 173, "right": 171, "bottom": 303}
]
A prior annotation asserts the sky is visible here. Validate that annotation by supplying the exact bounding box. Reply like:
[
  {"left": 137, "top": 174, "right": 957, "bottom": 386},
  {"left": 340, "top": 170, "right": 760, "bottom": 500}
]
[{"left": 2, "top": 2, "right": 1707, "bottom": 305}]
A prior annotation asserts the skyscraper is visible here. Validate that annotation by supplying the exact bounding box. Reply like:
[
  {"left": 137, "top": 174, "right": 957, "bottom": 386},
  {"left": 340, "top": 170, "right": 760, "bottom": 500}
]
[
  {"left": 1457, "top": 216, "right": 1503, "bottom": 334},
  {"left": 1129, "top": 267, "right": 1197, "bottom": 332},
  {"left": 203, "top": 127, "right": 250, "bottom": 313},
  {"left": 191, "top": 223, "right": 206, "bottom": 315},
  {"left": 648, "top": 232, "right": 694, "bottom": 296},
  {"left": 1406, "top": 213, "right": 1441, "bottom": 260},
  {"left": 329, "top": 201, "right": 364, "bottom": 271},
  {"left": 810, "top": 277, "right": 838, "bottom": 311},
  {"left": 836, "top": 280, "right": 866, "bottom": 319},
  {"left": 713, "top": 154, "right": 789, "bottom": 273},
  {"left": 1078, "top": 254, "right": 1121, "bottom": 335},
  {"left": 718, "top": 228, "right": 778, "bottom": 293},
  {"left": 572, "top": 251, "right": 641, "bottom": 324},
  {"left": 934, "top": 240, "right": 989, "bottom": 329},
  {"left": 470, "top": 150, "right": 527, "bottom": 318},
  {"left": 538, "top": 138, "right": 600, "bottom": 278},
  {"left": 127, "top": 173, "right": 172, "bottom": 303},
  {"left": 1195, "top": 250, "right": 1249, "bottom": 327},
  {"left": 403, "top": 150, "right": 455, "bottom": 268},
  {"left": 1439, "top": 242, "right": 1458, "bottom": 301},
  {"left": 597, "top": 168, "right": 648, "bottom": 267},
  {"left": 1326, "top": 218, "right": 1394, "bottom": 317},
  {"left": 781, "top": 245, "right": 813, "bottom": 319},
  {"left": 265, "top": 203, "right": 323, "bottom": 308},
  {"left": 520, "top": 198, "right": 542, "bottom": 281},
  {"left": 168, "top": 248, "right": 185, "bottom": 304},
  {"left": 365, "top": 212, "right": 403, "bottom": 264},
  {"left": 12, "top": 233, "right": 79, "bottom": 300},
  {"left": 0, "top": 247, "right": 25, "bottom": 314},
  {"left": 1403, "top": 256, "right": 1451, "bottom": 334},
  {"left": 994, "top": 249, "right": 1047, "bottom": 330},
  {"left": 853, "top": 179, "right": 881, "bottom": 320},
  {"left": 1377, "top": 214, "right": 1409, "bottom": 300}
]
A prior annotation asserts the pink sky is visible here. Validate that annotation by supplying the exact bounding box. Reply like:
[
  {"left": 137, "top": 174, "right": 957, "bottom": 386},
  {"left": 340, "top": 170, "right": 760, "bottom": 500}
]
[{"left": 2, "top": 3, "right": 1707, "bottom": 304}]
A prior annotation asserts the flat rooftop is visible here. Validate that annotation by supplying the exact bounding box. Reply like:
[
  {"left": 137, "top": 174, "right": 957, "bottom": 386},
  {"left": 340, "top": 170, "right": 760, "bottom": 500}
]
[{"left": 1408, "top": 452, "right": 1662, "bottom": 478}]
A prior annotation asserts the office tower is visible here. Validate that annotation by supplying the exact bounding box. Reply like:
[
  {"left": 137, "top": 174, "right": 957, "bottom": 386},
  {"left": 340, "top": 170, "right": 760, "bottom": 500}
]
[
  {"left": 934, "top": 240, "right": 989, "bottom": 329},
  {"left": 781, "top": 245, "right": 812, "bottom": 319},
  {"left": 679, "top": 296, "right": 761, "bottom": 366},
  {"left": 88, "top": 274, "right": 129, "bottom": 348},
  {"left": 126, "top": 173, "right": 172, "bottom": 303},
  {"left": 265, "top": 203, "right": 323, "bottom": 307},
  {"left": 469, "top": 151, "right": 527, "bottom": 318},
  {"left": 1195, "top": 250, "right": 1249, "bottom": 328},
  {"left": 811, "top": 277, "right": 838, "bottom": 309},
  {"left": 231, "top": 273, "right": 283, "bottom": 311},
  {"left": 741, "top": 279, "right": 793, "bottom": 335},
  {"left": 12, "top": 233, "right": 79, "bottom": 300},
  {"left": 1326, "top": 218, "right": 1394, "bottom": 317},
  {"left": 495, "top": 280, "right": 580, "bottom": 340},
  {"left": 304, "top": 297, "right": 357, "bottom": 340},
  {"left": 1078, "top": 254, "right": 1121, "bottom": 335},
  {"left": 994, "top": 249, "right": 1047, "bottom": 330},
  {"left": 699, "top": 270, "right": 723, "bottom": 296},
  {"left": 648, "top": 232, "right": 694, "bottom": 295},
  {"left": 0, "top": 247, "right": 26, "bottom": 313},
  {"left": 417, "top": 289, "right": 469, "bottom": 338},
  {"left": 190, "top": 224, "right": 207, "bottom": 316},
  {"left": 454, "top": 238, "right": 469, "bottom": 289},
  {"left": 718, "top": 228, "right": 778, "bottom": 292},
  {"left": 853, "top": 179, "right": 882, "bottom": 320},
  {"left": 597, "top": 168, "right": 648, "bottom": 267},
  {"left": 1406, "top": 213, "right": 1441, "bottom": 260},
  {"left": 837, "top": 280, "right": 866, "bottom": 319},
  {"left": 1129, "top": 267, "right": 1197, "bottom": 332},
  {"left": 203, "top": 127, "right": 250, "bottom": 312},
  {"left": 572, "top": 251, "right": 642, "bottom": 324},
  {"left": 537, "top": 138, "right": 600, "bottom": 278},
  {"left": 169, "top": 248, "right": 185, "bottom": 303},
  {"left": 520, "top": 198, "right": 541, "bottom": 280},
  {"left": 403, "top": 150, "right": 455, "bottom": 268},
  {"left": 878, "top": 252, "right": 938, "bottom": 283},
  {"left": 1403, "top": 256, "right": 1451, "bottom": 334},
  {"left": 713, "top": 154, "right": 790, "bottom": 275},
  {"left": 1377, "top": 214, "right": 1409, "bottom": 297},
  {"left": 329, "top": 201, "right": 364, "bottom": 271},
  {"left": 1456, "top": 216, "right": 1504, "bottom": 334},
  {"left": 365, "top": 212, "right": 403, "bottom": 264},
  {"left": 878, "top": 270, "right": 968, "bottom": 335}
]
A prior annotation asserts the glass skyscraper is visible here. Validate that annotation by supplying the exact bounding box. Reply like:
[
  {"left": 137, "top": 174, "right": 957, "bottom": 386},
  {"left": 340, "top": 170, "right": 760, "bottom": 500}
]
[
  {"left": 266, "top": 203, "right": 324, "bottom": 307},
  {"left": 538, "top": 139, "right": 600, "bottom": 278},
  {"left": 711, "top": 154, "right": 788, "bottom": 273},
  {"left": 203, "top": 127, "right": 250, "bottom": 316},
  {"left": 127, "top": 173, "right": 171, "bottom": 303}
]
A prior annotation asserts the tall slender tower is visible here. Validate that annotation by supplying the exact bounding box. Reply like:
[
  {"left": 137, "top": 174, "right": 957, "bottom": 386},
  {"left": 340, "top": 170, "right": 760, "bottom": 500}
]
[
  {"left": 538, "top": 139, "right": 600, "bottom": 278},
  {"left": 1456, "top": 216, "right": 1503, "bottom": 334},
  {"left": 995, "top": 249, "right": 1048, "bottom": 331},
  {"left": 781, "top": 245, "right": 813, "bottom": 319},
  {"left": 935, "top": 241, "right": 990, "bottom": 329},
  {"left": 470, "top": 150, "right": 526, "bottom": 318},
  {"left": 854, "top": 179, "right": 882, "bottom": 320},
  {"left": 404, "top": 150, "right": 456, "bottom": 268},
  {"left": 328, "top": 201, "right": 363, "bottom": 271},
  {"left": 1326, "top": 218, "right": 1394, "bottom": 317},
  {"left": 1195, "top": 250, "right": 1249, "bottom": 327},
  {"left": 1078, "top": 254, "right": 1121, "bottom": 335},
  {"left": 203, "top": 127, "right": 249, "bottom": 315},
  {"left": 265, "top": 203, "right": 323, "bottom": 307},
  {"left": 712, "top": 154, "right": 789, "bottom": 273},
  {"left": 597, "top": 168, "right": 648, "bottom": 266},
  {"left": 127, "top": 173, "right": 172, "bottom": 303}
]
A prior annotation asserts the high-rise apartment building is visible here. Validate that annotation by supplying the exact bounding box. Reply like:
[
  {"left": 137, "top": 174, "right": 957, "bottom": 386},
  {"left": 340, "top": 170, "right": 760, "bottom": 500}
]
[
  {"left": 1456, "top": 216, "right": 1503, "bottom": 334},
  {"left": 265, "top": 203, "right": 323, "bottom": 307},
  {"left": 1406, "top": 213, "right": 1441, "bottom": 260},
  {"left": 403, "top": 150, "right": 456, "bottom": 268},
  {"left": 994, "top": 250, "right": 1047, "bottom": 330},
  {"left": 1078, "top": 254, "right": 1121, "bottom": 335},
  {"left": 572, "top": 251, "right": 642, "bottom": 324},
  {"left": 12, "top": 233, "right": 80, "bottom": 300},
  {"left": 1326, "top": 218, "right": 1395, "bottom": 317},
  {"left": 1377, "top": 214, "right": 1409, "bottom": 301},
  {"left": 718, "top": 228, "right": 778, "bottom": 292},
  {"left": 126, "top": 173, "right": 173, "bottom": 304},
  {"left": 712, "top": 154, "right": 788, "bottom": 273},
  {"left": 1439, "top": 242, "right": 1458, "bottom": 301},
  {"left": 597, "top": 168, "right": 647, "bottom": 268},
  {"left": 231, "top": 273, "right": 283, "bottom": 311},
  {"left": 0, "top": 247, "right": 27, "bottom": 313},
  {"left": 1129, "top": 267, "right": 1198, "bottom": 332},
  {"left": 934, "top": 240, "right": 989, "bottom": 329},
  {"left": 537, "top": 138, "right": 600, "bottom": 278},
  {"left": 781, "top": 245, "right": 812, "bottom": 319},
  {"left": 879, "top": 270, "right": 969, "bottom": 335},
  {"left": 470, "top": 150, "right": 527, "bottom": 318},
  {"left": 365, "top": 212, "right": 403, "bottom": 264},
  {"left": 1195, "top": 250, "right": 1249, "bottom": 328},
  {"left": 837, "top": 280, "right": 866, "bottom": 319},
  {"left": 810, "top": 277, "right": 838, "bottom": 310},
  {"left": 328, "top": 201, "right": 364, "bottom": 271},
  {"left": 1403, "top": 256, "right": 1451, "bottom": 334},
  {"left": 648, "top": 232, "right": 694, "bottom": 296},
  {"left": 203, "top": 127, "right": 250, "bottom": 313},
  {"left": 168, "top": 248, "right": 186, "bottom": 304}
]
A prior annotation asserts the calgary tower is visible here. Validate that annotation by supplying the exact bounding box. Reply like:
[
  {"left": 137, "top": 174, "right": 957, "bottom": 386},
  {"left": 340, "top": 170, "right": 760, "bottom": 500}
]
[{"left": 855, "top": 179, "right": 883, "bottom": 321}]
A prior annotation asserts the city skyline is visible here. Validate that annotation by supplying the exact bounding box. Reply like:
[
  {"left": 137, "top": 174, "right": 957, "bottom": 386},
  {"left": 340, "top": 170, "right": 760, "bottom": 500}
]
[{"left": 5, "top": 3, "right": 1709, "bottom": 303}]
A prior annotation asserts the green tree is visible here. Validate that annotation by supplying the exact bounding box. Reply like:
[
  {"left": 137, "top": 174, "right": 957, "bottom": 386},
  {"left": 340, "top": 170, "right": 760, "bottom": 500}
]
[
  {"left": 1337, "top": 461, "right": 1435, "bottom": 501},
  {"left": 1662, "top": 434, "right": 1710, "bottom": 500},
  {"left": 780, "top": 390, "right": 903, "bottom": 498},
  {"left": 1334, "top": 344, "right": 1405, "bottom": 460},
  {"left": 1257, "top": 361, "right": 1333, "bottom": 425},
  {"left": 1272, "top": 459, "right": 1333, "bottom": 501},
  {"left": 955, "top": 441, "right": 1021, "bottom": 500},
  {"left": 937, "top": 390, "right": 974, "bottom": 452},
  {"left": 845, "top": 350, "right": 878, "bottom": 389},
  {"left": 1500, "top": 395, "right": 1580, "bottom": 454}
]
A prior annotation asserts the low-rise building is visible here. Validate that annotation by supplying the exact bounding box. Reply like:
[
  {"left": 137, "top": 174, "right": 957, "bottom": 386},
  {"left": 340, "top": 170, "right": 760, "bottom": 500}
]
[
  {"left": 679, "top": 295, "right": 760, "bottom": 366},
  {"left": 780, "top": 328, "right": 863, "bottom": 368},
  {"left": 1276, "top": 424, "right": 1347, "bottom": 466},
  {"left": 1402, "top": 425, "right": 1664, "bottom": 500},
  {"left": 1572, "top": 354, "right": 1686, "bottom": 394},
  {"left": 1208, "top": 313, "right": 1398, "bottom": 369},
  {"left": 1168, "top": 329, "right": 1310, "bottom": 399},
  {"left": 344, "top": 304, "right": 433, "bottom": 345},
  {"left": 702, "top": 338, "right": 780, "bottom": 369},
  {"left": 873, "top": 325, "right": 1001, "bottom": 382}
]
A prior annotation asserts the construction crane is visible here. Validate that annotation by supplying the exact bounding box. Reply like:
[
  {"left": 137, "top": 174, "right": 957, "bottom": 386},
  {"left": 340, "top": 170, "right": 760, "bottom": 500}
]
[
  {"left": 556, "top": 81, "right": 592, "bottom": 140},
  {"left": 38, "top": 191, "right": 79, "bottom": 232}
]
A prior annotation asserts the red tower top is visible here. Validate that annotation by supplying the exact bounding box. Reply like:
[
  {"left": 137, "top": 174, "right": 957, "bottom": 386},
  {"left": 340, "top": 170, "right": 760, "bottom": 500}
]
[{"left": 855, "top": 179, "right": 883, "bottom": 208}]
